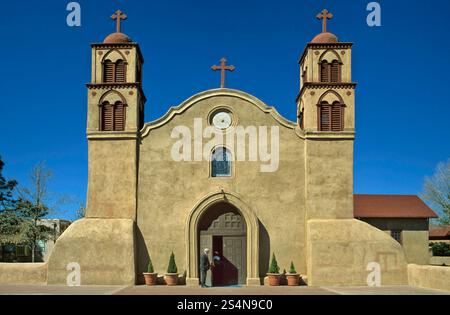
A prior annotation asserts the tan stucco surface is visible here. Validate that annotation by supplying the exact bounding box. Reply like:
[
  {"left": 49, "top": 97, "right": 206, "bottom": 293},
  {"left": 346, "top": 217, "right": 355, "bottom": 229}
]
[
  {"left": 47, "top": 219, "right": 136, "bottom": 285},
  {"left": 304, "top": 139, "right": 354, "bottom": 220},
  {"left": 0, "top": 263, "right": 47, "bottom": 285},
  {"left": 408, "top": 264, "right": 450, "bottom": 292},
  {"left": 360, "top": 218, "right": 431, "bottom": 265},
  {"left": 429, "top": 257, "right": 450, "bottom": 266},
  {"left": 307, "top": 219, "right": 408, "bottom": 286},
  {"left": 136, "top": 90, "right": 305, "bottom": 284},
  {"left": 86, "top": 139, "right": 138, "bottom": 219}
]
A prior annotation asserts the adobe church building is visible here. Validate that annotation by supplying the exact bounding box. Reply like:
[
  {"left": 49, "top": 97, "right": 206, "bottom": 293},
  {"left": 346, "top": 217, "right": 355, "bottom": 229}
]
[{"left": 2, "top": 10, "right": 446, "bottom": 289}]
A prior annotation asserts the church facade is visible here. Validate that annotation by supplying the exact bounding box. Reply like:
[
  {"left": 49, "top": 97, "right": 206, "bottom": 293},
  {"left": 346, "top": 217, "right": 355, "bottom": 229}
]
[{"left": 45, "top": 10, "right": 414, "bottom": 286}]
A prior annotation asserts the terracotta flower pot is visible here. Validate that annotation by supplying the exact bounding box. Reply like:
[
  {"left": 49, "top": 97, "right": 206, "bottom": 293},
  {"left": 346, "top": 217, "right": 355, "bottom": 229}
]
[
  {"left": 267, "top": 273, "right": 281, "bottom": 286},
  {"left": 143, "top": 273, "right": 158, "bottom": 286},
  {"left": 286, "top": 274, "right": 300, "bottom": 286},
  {"left": 165, "top": 273, "right": 179, "bottom": 286}
]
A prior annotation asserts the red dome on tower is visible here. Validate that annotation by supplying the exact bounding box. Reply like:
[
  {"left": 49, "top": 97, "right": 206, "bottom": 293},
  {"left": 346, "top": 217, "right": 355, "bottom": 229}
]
[
  {"left": 311, "top": 32, "right": 339, "bottom": 44},
  {"left": 103, "top": 32, "right": 132, "bottom": 44}
]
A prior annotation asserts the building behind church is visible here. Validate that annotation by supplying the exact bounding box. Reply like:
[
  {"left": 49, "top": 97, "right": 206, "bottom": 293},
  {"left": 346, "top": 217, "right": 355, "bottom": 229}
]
[{"left": 0, "top": 219, "right": 71, "bottom": 263}]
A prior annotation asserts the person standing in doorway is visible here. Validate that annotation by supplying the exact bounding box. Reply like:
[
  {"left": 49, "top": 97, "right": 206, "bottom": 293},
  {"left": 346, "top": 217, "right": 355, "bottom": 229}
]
[
  {"left": 212, "top": 251, "right": 223, "bottom": 286},
  {"left": 200, "top": 248, "right": 211, "bottom": 288}
]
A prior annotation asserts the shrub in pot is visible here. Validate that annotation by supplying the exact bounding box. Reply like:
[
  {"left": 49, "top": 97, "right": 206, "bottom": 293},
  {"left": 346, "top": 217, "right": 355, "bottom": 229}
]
[
  {"left": 267, "top": 253, "right": 281, "bottom": 286},
  {"left": 165, "top": 252, "right": 179, "bottom": 286},
  {"left": 286, "top": 262, "right": 300, "bottom": 286},
  {"left": 143, "top": 258, "right": 158, "bottom": 286}
]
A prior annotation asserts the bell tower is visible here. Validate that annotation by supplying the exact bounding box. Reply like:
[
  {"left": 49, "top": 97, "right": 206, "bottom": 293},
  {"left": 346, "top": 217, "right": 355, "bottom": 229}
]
[
  {"left": 86, "top": 10, "right": 145, "bottom": 219},
  {"left": 299, "top": 10, "right": 357, "bottom": 220}
]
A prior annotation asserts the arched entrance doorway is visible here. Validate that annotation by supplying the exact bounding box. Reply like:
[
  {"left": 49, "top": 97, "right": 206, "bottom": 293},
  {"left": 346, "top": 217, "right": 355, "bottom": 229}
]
[
  {"left": 185, "top": 191, "right": 260, "bottom": 286},
  {"left": 198, "top": 202, "right": 247, "bottom": 286}
]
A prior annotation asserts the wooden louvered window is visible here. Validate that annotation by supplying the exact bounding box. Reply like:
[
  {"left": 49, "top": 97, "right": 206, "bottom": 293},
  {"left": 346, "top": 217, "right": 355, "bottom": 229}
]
[
  {"left": 115, "top": 60, "right": 126, "bottom": 83},
  {"left": 320, "top": 60, "right": 342, "bottom": 83},
  {"left": 331, "top": 102, "right": 344, "bottom": 131},
  {"left": 100, "top": 101, "right": 126, "bottom": 131},
  {"left": 101, "top": 102, "right": 113, "bottom": 131},
  {"left": 103, "top": 60, "right": 127, "bottom": 83},
  {"left": 319, "top": 102, "right": 331, "bottom": 131},
  {"left": 113, "top": 102, "right": 125, "bottom": 131},
  {"left": 331, "top": 60, "right": 341, "bottom": 83},
  {"left": 319, "top": 101, "right": 344, "bottom": 132},
  {"left": 320, "top": 61, "right": 330, "bottom": 82},
  {"left": 103, "top": 60, "right": 115, "bottom": 83}
]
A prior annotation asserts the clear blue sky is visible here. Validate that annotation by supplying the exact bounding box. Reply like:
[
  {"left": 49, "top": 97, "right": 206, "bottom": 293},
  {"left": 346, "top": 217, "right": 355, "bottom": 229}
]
[{"left": 1, "top": 0, "right": 449, "bottom": 220}]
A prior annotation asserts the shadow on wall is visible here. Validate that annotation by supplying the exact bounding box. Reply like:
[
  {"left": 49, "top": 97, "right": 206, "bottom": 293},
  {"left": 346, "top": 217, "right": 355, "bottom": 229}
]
[
  {"left": 259, "top": 221, "right": 270, "bottom": 283},
  {"left": 136, "top": 226, "right": 149, "bottom": 285}
]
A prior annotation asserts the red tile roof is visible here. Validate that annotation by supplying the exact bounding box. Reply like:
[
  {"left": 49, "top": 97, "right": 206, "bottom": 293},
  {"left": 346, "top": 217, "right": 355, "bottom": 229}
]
[
  {"left": 429, "top": 226, "right": 450, "bottom": 239},
  {"left": 354, "top": 195, "right": 438, "bottom": 219}
]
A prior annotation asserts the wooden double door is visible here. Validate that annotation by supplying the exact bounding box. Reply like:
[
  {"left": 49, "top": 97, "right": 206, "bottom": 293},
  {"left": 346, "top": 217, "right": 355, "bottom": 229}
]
[{"left": 199, "top": 212, "right": 247, "bottom": 286}]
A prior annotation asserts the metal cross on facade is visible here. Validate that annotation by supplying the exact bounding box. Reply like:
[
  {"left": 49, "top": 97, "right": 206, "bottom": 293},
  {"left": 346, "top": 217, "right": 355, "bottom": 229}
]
[
  {"left": 211, "top": 58, "right": 236, "bottom": 88},
  {"left": 316, "top": 9, "right": 333, "bottom": 33},
  {"left": 111, "top": 10, "right": 128, "bottom": 33}
]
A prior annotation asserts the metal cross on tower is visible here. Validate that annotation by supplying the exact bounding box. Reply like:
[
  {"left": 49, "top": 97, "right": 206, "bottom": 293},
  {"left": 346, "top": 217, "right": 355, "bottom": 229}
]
[
  {"left": 211, "top": 58, "right": 236, "bottom": 88},
  {"left": 111, "top": 10, "right": 128, "bottom": 33},
  {"left": 316, "top": 9, "right": 333, "bottom": 33}
]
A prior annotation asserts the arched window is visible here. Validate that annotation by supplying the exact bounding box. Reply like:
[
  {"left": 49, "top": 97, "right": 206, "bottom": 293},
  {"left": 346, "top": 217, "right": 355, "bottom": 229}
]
[
  {"left": 100, "top": 102, "right": 113, "bottom": 131},
  {"left": 319, "top": 101, "right": 344, "bottom": 132},
  {"left": 113, "top": 101, "right": 125, "bottom": 131},
  {"left": 319, "top": 102, "right": 331, "bottom": 131},
  {"left": 103, "top": 60, "right": 127, "bottom": 83},
  {"left": 100, "top": 101, "right": 126, "bottom": 131},
  {"left": 320, "top": 60, "right": 329, "bottom": 82},
  {"left": 115, "top": 60, "right": 126, "bottom": 83},
  {"left": 320, "top": 59, "right": 342, "bottom": 83},
  {"left": 331, "top": 60, "right": 341, "bottom": 83},
  {"left": 211, "top": 147, "right": 232, "bottom": 177},
  {"left": 331, "top": 101, "right": 344, "bottom": 131},
  {"left": 103, "top": 60, "right": 115, "bottom": 83}
]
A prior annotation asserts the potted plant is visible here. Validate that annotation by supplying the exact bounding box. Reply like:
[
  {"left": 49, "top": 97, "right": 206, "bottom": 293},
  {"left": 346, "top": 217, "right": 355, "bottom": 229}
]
[
  {"left": 267, "top": 253, "right": 281, "bottom": 286},
  {"left": 143, "top": 258, "right": 158, "bottom": 286},
  {"left": 286, "top": 262, "right": 300, "bottom": 286},
  {"left": 165, "top": 252, "right": 179, "bottom": 286}
]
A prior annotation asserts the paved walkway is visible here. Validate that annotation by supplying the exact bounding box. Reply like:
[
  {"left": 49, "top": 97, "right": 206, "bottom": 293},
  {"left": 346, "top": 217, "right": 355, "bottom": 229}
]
[{"left": 0, "top": 285, "right": 448, "bottom": 295}]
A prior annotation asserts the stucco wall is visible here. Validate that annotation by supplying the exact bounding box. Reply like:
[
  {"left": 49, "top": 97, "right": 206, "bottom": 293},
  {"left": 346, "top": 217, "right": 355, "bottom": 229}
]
[
  {"left": 429, "top": 257, "right": 450, "bottom": 266},
  {"left": 47, "top": 219, "right": 136, "bottom": 285},
  {"left": 0, "top": 263, "right": 47, "bottom": 285},
  {"left": 86, "top": 139, "right": 138, "bottom": 219},
  {"left": 136, "top": 90, "right": 306, "bottom": 282},
  {"left": 361, "top": 218, "right": 431, "bottom": 265},
  {"left": 307, "top": 219, "right": 408, "bottom": 286},
  {"left": 304, "top": 139, "right": 354, "bottom": 220},
  {"left": 408, "top": 264, "right": 450, "bottom": 292}
]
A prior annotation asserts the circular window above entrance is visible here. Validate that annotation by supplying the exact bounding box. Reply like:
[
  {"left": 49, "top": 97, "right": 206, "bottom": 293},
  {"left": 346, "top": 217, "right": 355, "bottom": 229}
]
[{"left": 209, "top": 108, "right": 235, "bottom": 130}]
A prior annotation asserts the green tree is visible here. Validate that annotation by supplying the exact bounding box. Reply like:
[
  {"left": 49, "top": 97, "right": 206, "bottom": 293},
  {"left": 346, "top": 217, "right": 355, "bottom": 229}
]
[
  {"left": 16, "top": 162, "right": 54, "bottom": 262},
  {"left": 15, "top": 199, "right": 52, "bottom": 262},
  {"left": 0, "top": 157, "right": 17, "bottom": 210},
  {"left": 268, "top": 253, "right": 280, "bottom": 274},
  {"left": 0, "top": 156, "right": 22, "bottom": 245},
  {"left": 167, "top": 252, "right": 178, "bottom": 274},
  {"left": 422, "top": 160, "right": 450, "bottom": 225},
  {"left": 147, "top": 257, "right": 155, "bottom": 273},
  {"left": 430, "top": 242, "right": 450, "bottom": 257},
  {"left": 289, "top": 261, "right": 297, "bottom": 274}
]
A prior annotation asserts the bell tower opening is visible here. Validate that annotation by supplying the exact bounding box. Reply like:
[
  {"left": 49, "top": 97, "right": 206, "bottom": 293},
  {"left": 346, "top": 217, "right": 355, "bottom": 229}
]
[{"left": 198, "top": 202, "right": 247, "bottom": 287}]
